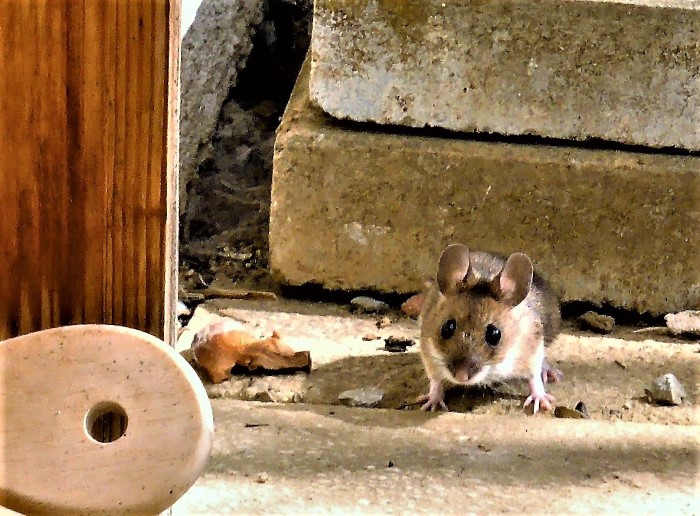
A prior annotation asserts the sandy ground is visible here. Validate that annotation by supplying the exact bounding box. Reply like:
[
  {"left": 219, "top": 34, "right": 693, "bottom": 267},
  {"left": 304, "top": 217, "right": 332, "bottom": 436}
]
[{"left": 172, "top": 296, "right": 698, "bottom": 514}]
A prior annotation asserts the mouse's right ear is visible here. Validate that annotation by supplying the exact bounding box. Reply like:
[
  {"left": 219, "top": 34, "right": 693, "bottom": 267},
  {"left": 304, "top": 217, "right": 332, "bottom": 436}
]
[{"left": 437, "top": 244, "right": 472, "bottom": 295}]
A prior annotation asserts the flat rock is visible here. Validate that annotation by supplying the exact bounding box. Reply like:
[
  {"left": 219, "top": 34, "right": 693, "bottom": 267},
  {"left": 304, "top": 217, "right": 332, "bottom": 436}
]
[
  {"left": 204, "top": 373, "right": 309, "bottom": 403},
  {"left": 338, "top": 387, "right": 385, "bottom": 408},
  {"left": 350, "top": 296, "right": 390, "bottom": 313},
  {"left": 665, "top": 310, "right": 700, "bottom": 337}
]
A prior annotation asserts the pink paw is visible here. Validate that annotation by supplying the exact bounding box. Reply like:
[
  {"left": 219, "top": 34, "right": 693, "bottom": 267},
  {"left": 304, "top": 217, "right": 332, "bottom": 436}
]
[
  {"left": 525, "top": 373, "right": 556, "bottom": 414},
  {"left": 419, "top": 382, "right": 448, "bottom": 411},
  {"left": 523, "top": 391, "right": 556, "bottom": 414},
  {"left": 420, "top": 394, "right": 448, "bottom": 412}
]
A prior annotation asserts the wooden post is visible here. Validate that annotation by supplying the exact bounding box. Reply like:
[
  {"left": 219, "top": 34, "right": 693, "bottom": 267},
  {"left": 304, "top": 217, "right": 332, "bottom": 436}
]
[{"left": 0, "top": 0, "right": 180, "bottom": 343}]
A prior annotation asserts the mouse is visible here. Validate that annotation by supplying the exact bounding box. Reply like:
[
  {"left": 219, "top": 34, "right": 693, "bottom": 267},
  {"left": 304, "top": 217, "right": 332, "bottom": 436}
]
[{"left": 418, "top": 243, "right": 562, "bottom": 413}]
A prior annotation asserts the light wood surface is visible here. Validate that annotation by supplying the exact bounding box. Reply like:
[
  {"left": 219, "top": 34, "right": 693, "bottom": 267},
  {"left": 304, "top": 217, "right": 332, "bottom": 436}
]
[
  {"left": 0, "top": 325, "right": 214, "bottom": 515},
  {"left": 164, "top": 0, "right": 182, "bottom": 349},
  {"left": 0, "top": 0, "right": 179, "bottom": 341}
]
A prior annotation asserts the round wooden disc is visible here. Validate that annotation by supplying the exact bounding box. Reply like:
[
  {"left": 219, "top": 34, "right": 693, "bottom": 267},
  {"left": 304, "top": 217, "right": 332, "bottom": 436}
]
[{"left": 0, "top": 325, "right": 213, "bottom": 515}]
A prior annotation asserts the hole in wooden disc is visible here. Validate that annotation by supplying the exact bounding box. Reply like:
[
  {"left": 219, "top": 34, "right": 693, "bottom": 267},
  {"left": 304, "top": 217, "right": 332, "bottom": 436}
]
[{"left": 85, "top": 401, "right": 128, "bottom": 443}]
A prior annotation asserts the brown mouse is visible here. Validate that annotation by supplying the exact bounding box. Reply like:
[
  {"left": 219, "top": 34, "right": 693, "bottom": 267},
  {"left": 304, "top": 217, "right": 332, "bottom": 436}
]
[{"left": 419, "top": 243, "right": 562, "bottom": 413}]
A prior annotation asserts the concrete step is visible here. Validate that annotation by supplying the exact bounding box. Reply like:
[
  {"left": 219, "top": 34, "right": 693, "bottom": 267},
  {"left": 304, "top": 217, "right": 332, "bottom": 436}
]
[
  {"left": 270, "top": 57, "right": 700, "bottom": 315},
  {"left": 310, "top": 0, "right": 700, "bottom": 151},
  {"left": 173, "top": 400, "right": 698, "bottom": 515},
  {"left": 171, "top": 298, "right": 698, "bottom": 514}
]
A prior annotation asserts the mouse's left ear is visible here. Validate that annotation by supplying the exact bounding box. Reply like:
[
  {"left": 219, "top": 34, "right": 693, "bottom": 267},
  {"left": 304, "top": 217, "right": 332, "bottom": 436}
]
[{"left": 494, "top": 252, "right": 533, "bottom": 305}]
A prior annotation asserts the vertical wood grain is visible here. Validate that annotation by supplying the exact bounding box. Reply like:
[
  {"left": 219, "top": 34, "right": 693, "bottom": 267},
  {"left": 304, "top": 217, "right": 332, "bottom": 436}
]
[
  {"left": 0, "top": 0, "right": 179, "bottom": 340},
  {"left": 164, "top": 0, "right": 181, "bottom": 348}
]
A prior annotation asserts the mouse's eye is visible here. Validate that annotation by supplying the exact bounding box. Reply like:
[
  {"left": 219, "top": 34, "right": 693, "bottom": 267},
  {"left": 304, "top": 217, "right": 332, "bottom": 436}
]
[
  {"left": 485, "top": 324, "right": 501, "bottom": 346},
  {"left": 440, "top": 319, "right": 457, "bottom": 340}
]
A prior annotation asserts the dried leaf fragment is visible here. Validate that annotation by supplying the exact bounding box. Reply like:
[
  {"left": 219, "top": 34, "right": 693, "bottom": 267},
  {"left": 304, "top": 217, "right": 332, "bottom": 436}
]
[{"left": 192, "top": 319, "right": 311, "bottom": 383}]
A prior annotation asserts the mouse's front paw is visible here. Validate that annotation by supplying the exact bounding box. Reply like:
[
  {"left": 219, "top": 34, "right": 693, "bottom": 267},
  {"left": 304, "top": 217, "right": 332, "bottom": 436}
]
[
  {"left": 418, "top": 381, "right": 448, "bottom": 412},
  {"left": 524, "top": 376, "right": 555, "bottom": 414},
  {"left": 523, "top": 392, "right": 555, "bottom": 413},
  {"left": 420, "top": 393, "right": 448, "bottom": 412}
]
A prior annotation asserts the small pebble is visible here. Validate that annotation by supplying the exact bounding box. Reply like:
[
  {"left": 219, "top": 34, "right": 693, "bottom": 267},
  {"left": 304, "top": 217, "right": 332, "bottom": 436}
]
[
  {"left": 645, "top": 373, "right": 687, "bottom": 406},
  {"left": 362, "top": 334, "right": 380, "bottom": 341},
  {"left": 376, "top": 316, "right": 392, "bottom": 329},
  {"left": 383, "top": 336, "right": 415, "bottom": 353},
  {"left": 401, "top": 293, "right": 425, "bottom": 318},
  {"left": 256, "top": 472, "right": 269, "bottom": 484},
  {"left": 351, "top": 296, "right": 390, "bottom": 313},
  {"left": 578, "top": 311, "right": 615, "bottom": 333},
  {"left": 664, "top": 310, "right": 700, "bottom": 337},
  {"left": 338, "top": 387, "right": 385, "bottom": 408}
]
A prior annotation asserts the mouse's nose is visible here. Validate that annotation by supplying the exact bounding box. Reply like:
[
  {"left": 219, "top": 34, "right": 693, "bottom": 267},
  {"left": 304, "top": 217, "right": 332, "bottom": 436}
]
[{"left": 451, "top": 356, "right": 482, "bottom": 382}]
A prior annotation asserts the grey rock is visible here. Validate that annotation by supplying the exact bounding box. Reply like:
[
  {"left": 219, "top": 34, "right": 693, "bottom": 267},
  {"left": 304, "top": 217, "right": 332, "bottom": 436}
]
[
  {"left": 578, "top": 311, "right": 615, "bottom": 333},
  {"left": 338, "top": 387, "right": 385, "bottom": 408},
  {"left": 646, "top": 373, "right": 687, "bottom": 406},
  {"left": 179, "top": 0, "right": 265, "bottom": 210},
  {"left": 350, "top": 296, "right": 390, "bottom": 314},
  {"left": 665, "top": 310, "right": 700, "bottom": 337}
]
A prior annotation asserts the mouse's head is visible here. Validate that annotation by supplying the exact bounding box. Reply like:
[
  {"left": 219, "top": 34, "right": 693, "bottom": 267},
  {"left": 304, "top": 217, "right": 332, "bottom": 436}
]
[{"left": 425, "top": 244, "right": 541, "bottom": 385}]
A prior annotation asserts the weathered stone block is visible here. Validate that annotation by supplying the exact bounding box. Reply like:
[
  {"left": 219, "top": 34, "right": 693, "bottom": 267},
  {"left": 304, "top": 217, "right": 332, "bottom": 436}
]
[
  {"left": 310, "top": 0, "right": 700, "bottom": 151},
  {"left": 271, "top": 59, "right": 700, "bottom": 314}
]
